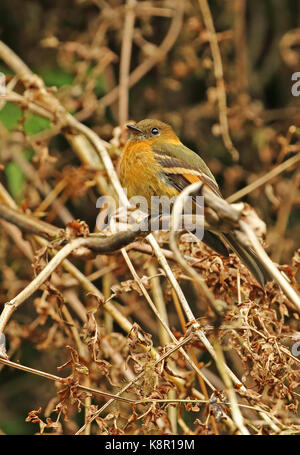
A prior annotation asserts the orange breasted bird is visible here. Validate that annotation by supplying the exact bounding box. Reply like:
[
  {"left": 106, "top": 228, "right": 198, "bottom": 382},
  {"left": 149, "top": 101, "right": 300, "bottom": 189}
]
[{"left": 120, "top": 119, "right": 271, "bottom": 287}]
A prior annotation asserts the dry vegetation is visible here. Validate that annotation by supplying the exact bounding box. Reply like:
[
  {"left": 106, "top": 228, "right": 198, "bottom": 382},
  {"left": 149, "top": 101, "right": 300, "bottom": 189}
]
[{"left": 0, "top": 0, "right": 299, "bottom": 435}]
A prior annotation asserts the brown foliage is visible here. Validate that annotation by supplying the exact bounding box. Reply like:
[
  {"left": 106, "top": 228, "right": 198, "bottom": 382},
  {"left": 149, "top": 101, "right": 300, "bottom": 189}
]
[{"left": 0, "top": 0, "right": 299, "bottom": 436}]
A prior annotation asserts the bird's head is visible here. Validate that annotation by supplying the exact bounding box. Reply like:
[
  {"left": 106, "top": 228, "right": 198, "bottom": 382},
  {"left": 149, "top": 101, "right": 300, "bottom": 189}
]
[{"left": 126, "top": 119, "right": 180, "bottom": 144}]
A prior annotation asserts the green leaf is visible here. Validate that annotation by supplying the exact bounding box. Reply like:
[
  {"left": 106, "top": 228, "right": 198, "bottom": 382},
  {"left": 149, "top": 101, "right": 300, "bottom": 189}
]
[
  {"left": 5, "top": 162, "right": 25, "bottom": 202},
  {"left": 37, "top": 67, "right": 74, "bottom": 88},
  {"left": 24, "top": 113, "right": 51, "bottom": 135},
  {"left": 0, "top": 63, "right": 14, "bottom": 76},
  {"left": 24, "top": 148, "right": 35, "bottom": 161},
  {"left": 0, "top": 103, "right": 22, "bottom": 130},
  {"left": 94, "top": 75, "right": 106, "bottom": 97}
]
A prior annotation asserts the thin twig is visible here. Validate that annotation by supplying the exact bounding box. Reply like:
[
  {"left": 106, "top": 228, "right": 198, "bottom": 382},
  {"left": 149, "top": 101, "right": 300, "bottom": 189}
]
[
  {"left": 239, "top": 221, "right": 300, "bottom": 311},
  {"left": 227, "top": 153, "right": 300, "bottom": 203},
  {"left": 0, "top": 238, "right": 87, "bottom": 334},
  {"left": 271, "top": 168, "right": 299, "bottom": 263},
  {"left": 119, "top": 0, "right": 136, "bottom": 125},
  {"left": 121, "top": 248, "right": 216, "bottom": 391},
  {"left": 198, "top": 0, "right": 239, "bottom": 161},
  {"left": 169, "top": 181, "right": 226, "bottom": 316},
  {"left": 214, "top": 343, "right": 250, "bottom": 435},
  {"left": 75, "top": 331, "right": 195, "bottom": 435},
  {"left": 98, "top": 0, "right": 184, "bottom": 110},
  {"left": 0, "top": 357, "right": 135, "bottom": 404}
]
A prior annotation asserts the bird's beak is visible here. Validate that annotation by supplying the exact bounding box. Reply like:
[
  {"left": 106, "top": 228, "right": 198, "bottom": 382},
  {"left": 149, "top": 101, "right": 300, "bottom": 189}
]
[{"left": 126, "top": 124, "right": 144, "bottom": 134}]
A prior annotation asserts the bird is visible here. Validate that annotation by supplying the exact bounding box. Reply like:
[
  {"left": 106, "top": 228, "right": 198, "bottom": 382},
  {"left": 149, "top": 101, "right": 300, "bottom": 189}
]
[{"left": 120, "top": 118, "right": 271, "bottom": 287}]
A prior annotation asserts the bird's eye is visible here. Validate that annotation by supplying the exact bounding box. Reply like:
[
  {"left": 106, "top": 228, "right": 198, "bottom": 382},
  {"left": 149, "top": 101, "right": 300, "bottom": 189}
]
[{"left": 151, "top": 127, "right": 159, "bottom": 135}]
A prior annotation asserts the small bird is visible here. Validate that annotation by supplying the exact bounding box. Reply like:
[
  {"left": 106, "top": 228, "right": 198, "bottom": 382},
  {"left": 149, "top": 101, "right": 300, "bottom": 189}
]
[{"left": 120, "top": 119, "right": 271, "bottom": 287}]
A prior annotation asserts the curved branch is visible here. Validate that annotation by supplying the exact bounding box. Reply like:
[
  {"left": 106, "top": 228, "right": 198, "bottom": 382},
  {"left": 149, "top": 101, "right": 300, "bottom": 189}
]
[{"left": 98, "top": 0, "right": 184, "bottom": 110}]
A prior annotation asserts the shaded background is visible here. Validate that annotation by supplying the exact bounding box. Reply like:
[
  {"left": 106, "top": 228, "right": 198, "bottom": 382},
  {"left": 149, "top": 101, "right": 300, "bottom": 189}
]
[{"left": 0, "top": 0, "right": 299, "bottom": 434}]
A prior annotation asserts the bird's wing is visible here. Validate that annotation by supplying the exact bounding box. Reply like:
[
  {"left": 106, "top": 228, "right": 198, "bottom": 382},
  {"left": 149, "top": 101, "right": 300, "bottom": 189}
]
[
  {"left": 152, "top": 142, "right": 229, "bottom": 257},
  {"left": 152, "top": 142, "right": 222, "bottom": 198},
  {"left": 151, "top": 142, "right": 271, "bottom": 287}
]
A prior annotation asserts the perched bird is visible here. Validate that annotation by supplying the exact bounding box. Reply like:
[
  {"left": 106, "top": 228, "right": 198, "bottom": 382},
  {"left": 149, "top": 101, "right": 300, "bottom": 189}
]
[{"left": 120, "top": 119, "right": 271, "bottom": 287}]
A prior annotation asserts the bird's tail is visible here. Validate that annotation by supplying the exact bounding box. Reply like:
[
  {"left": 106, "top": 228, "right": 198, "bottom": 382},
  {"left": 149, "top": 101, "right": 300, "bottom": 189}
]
[{"left": 222, "top": 232, "right": 272, "bottom": 288}]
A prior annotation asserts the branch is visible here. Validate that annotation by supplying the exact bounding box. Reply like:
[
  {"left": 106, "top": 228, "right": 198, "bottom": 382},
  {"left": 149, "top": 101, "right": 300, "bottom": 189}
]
[
  {"left": 98, "top": 0, "right": 184, "bottom": 110},
  {"left": 170, "top": 182, "right": 227, "bottom": 317},
  {"left": 0, "top": 357, "right": 136, "bottom": 404},
  {"left": 240, "top": 220, "right": 300, "bottom": 311},
  {"left": 119, "top": 0, "right": 136, "bottom": 125},
  {"left": 0, "top": 203, "right": 63, "bottom": 241},
  {"left": 227, "top": 153, "right": 300, "bottom": 203},
  {"left": 198, "top": 0, "right": 239, "bottom": 161}
]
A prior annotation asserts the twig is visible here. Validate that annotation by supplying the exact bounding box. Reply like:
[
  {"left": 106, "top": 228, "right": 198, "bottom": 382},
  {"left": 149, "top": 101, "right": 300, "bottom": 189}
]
[
  {"left": 0, "top": 356, "right": 285, "bottom": 430},
  {"left": 0, "top": 40, "right": 32, "bottom": 76},
  {"left": 121, "top": 248, "right": 216, "bottom": 391},
  {"left": 227, "top": 153, "right": 300, "bottom": 203},
  {"left": 75, "top": 331, "right": 195, "bottom": 435},
  {"left": 0, "top": 238, "right": 87, "bottom": 334},
  {"left": 147, "top": 262, "right": 171, "bottom": 347},
  {"left": 66, "top": 113, "right": 129, "bottom": 208},
  {"left": 98, "top": 0, "right": 183, "bottom": 110},
  {"left": 166, "top": 182, "right": 247, "bottom": 391},
  {"left": 233, "top": 0, "right": 248, "bottom": 92},
  {"left": 119, "top": 0, "right": 136, "bottom": 125},
  {"left": 169, "top": 181, "right": 227, "bottom": 316},
  {"left": 146, "top": 233, "right": 246, "bottom": 392},
  {"left": 198, "top": 0, "right": 239, "bottom": 161},
  {"left": 147, "top": 262, "right": 177, "bottom": 433},
  {"left": 271, "top": 169, "right": 299, "bottom": 263},
  {"left": 0, "top": 184, "right": 136, "bottom": 345},
  {"left": 10, "top": 145, "right": 73, "bottom": 224},
  {"left": 0, "top": 202, "right": 64, "bottom": 241},
  {"left": 239, "top": 220, "right": 300, "bottom": 311},
  {"left": 214, "top": 343, "right": 250, "bottom": 435},
  {"left": 0, "top": 357, "right": 135, "bottom": 404}
]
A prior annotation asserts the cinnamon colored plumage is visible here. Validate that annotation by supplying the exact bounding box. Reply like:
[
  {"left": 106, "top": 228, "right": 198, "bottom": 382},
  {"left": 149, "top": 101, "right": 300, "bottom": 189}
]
[{"left": 120, "top": 119, "right": 271, "bottom": 287}]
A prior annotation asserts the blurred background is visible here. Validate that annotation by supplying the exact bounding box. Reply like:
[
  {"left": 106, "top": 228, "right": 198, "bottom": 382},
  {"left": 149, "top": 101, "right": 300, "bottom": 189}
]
[{"left": 0, "top": 0, "right": 299, "bottom": 434}]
